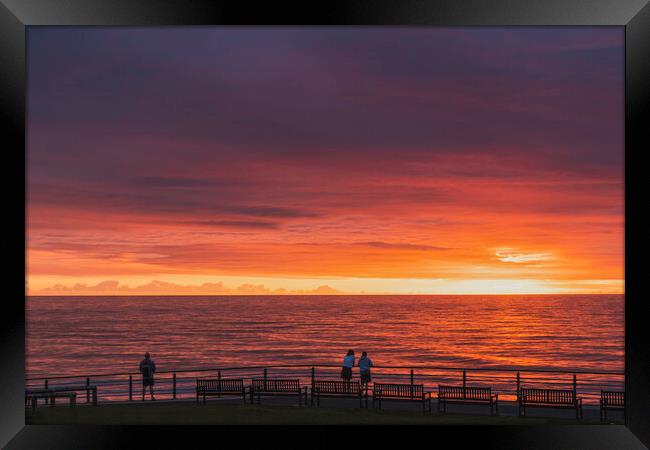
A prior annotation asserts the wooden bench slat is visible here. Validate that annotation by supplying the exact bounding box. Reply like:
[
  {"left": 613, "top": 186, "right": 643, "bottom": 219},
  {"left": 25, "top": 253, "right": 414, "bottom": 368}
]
[
  {"left": 252, "top": 378, "right": 301, "bottom": 392},
  {"left": 373, "top": 383, "right": 424, "bottom": 398},
  {"left": 197, "top": 378, "right": 245, "bottom": 392},
  {"left": 313, "top": 380, "right": 362, "bottom": 394},
  {"left": 438, "top": 385, "right": 494, "bottom": 400},
  {"left": 520, "top": 388, "right": 577, "bottom": 405},
  {"left": 601, "top": 390, "right": 625, "bottom": 407}
]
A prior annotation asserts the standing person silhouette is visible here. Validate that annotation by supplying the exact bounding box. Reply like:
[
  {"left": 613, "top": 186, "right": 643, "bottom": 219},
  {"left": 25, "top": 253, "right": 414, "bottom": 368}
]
[
  {"left": 358, "top": 351, "right": 373, "bottom": 388},
  {"left": 139, "top": 352, "right": 156, "bottom": 401},
  {"left": 340, "top": 349, "right": 355, "bottom": 381}
]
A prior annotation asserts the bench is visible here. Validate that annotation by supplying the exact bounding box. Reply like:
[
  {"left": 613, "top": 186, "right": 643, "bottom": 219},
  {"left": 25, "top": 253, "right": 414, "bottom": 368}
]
[
  {"left": 26, "top": 384, "right": 97, "bottom": 408},
  {"left": 519, "top": 388, "right": 583, "bottom": 419},
  {"left": 196, "top": 378, "right": 247, "bottom": 404},
  {"left": 25, "top": 389, "right": 77, "bottom": 410},
  {"left": 250, "top": 378, "right": 307, "bottom": 406},
  {"left": 372, "top": 383, "right": 432, "bottom": 412},
  {"left": 438, "top": 385, "right": 499, "bottom": 415},
  {"left": 311, "top": 380, "right": 367, "bottom": 408},
  {"left": 600, "top": 390, "right": 625, "bottom": 422}
]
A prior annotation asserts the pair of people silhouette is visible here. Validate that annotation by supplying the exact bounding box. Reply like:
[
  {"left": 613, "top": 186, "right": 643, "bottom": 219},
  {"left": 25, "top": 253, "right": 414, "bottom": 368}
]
[{"left": 340, "top": 350, "right": 374, "bottom": 385}]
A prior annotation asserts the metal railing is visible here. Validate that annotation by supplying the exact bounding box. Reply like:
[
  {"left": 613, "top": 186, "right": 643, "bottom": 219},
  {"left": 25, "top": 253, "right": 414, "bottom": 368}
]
[{"left": 25, "top": 364, "right": 624, "bottom": 406}]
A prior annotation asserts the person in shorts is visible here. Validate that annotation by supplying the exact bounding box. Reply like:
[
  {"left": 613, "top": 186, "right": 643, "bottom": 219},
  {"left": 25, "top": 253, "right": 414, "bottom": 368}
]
[
  {"left": 358, "top": 351, "right": 373, "bottom": 387},
  {"left": 139, "top": 352, "right": 156, "bottom": 400},
  {"left": 340, "top": 349, "right": 355, "bottom": 381}
]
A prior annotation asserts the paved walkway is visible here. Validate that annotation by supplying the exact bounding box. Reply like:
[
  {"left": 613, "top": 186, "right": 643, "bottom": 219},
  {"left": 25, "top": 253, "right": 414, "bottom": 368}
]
[{"left": 91, "top": 395, "right": 624, "bottom": 424}]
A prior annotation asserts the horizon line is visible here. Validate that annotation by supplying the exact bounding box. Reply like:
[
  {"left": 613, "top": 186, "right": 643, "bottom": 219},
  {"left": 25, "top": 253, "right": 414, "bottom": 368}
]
[{"left": 26, "top": 292, "right": 624, "bottom": 297}]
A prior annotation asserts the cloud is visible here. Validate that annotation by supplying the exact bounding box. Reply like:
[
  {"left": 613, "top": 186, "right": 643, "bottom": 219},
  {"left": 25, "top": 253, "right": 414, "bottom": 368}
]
[
  {"left": 35, "top": 280, "right": 343, "bottom": 295},
  {"left": 223, "top": 206, "right": 321, "bottom": 219},
  {"left": 190, "top": 220, "right": 280, "bottom": 230},
  {"left": 494, "top": 249, "right": 553, "bottom": 264},
  {"left": 130, "top": 177, "right": 231, "bottom": 188},
  {"left": 357, "top": 241, "right": 451, "bottom": 251},
  {"left": 309, "top": 285, "right": 342, "bottom": 294}
]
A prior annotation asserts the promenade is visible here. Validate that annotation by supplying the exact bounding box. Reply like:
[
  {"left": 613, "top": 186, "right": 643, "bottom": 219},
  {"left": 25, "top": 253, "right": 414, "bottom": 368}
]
[
  {"left": 25, "top": 363, "right": 625, "bottom": 424},
  {"left": 26, "top": 395, "right": 624, "bottom": 425}
]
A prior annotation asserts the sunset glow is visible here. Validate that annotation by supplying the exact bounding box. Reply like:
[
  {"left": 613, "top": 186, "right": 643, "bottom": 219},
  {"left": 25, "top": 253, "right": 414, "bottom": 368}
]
[{"left": 26, "top": 27, "right": 624, "bottom": 295}]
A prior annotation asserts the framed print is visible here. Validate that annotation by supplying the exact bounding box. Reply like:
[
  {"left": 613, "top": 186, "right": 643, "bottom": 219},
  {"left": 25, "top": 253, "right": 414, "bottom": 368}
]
[{"left": 1, "top": 0, "right": 649, "bottom": 448}]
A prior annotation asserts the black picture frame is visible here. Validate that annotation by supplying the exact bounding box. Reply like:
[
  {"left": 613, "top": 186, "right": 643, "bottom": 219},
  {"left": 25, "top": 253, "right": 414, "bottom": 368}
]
[{"left": 2, "top": 0, "right": 648, "bottom": 448}]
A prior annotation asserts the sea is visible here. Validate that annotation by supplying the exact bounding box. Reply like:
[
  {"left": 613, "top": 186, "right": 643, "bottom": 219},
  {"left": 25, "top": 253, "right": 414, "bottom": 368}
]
[{"left": 26, "top": 294, "right": 623, "bottom": 380}]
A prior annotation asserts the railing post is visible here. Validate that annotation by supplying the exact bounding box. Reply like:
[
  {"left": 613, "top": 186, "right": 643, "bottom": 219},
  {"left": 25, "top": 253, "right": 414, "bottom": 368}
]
[
  {"left": 129, "top": 375, "right": 133, "bottom": 401},
  {"left": 86, "top": 377, "right": 90, "bottom": 403},
  {"left": 462, "top": 370, "right": 467, "bottom": 399},
  {"left": 173, "top": 372, "right": 177, "bottom": 399},
  {"left": 573, "top": 373, "right": 577, "bottom": 395},
  {"left": 44, "top": 379, "right": 49, "bottom": 405},
  {"left": 218, "top": 370, "right": 221, "bottom": 381},
  {"left": 410, "top": 369, "right": 414, "bottom": 385},
  {"left": 516, "top": 371, "right": 521, "bottom": 400},
  {"left": 264, "top": 368, "right": 268, "bottom": 381},
  {"left": 311, "top": 367, "right": 315, "bottom": 389}
]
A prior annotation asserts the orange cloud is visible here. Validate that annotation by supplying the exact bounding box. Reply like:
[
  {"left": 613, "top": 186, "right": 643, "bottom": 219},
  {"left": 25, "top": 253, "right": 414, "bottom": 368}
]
[
  {"left": 34, "top": 280, "right": 343, "bottom": 296},
  {"left": 26, "top": 28, "right": 623, "bottom": 295}
]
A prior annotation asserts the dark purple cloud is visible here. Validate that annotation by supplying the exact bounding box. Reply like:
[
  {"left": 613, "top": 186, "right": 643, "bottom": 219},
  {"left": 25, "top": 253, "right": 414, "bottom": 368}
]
[
  {"left": 28, "top": 27, "right": 623, "bottom": 176},
  {"left": 26, "top": 27, "right": 624, "bottom": 261}
]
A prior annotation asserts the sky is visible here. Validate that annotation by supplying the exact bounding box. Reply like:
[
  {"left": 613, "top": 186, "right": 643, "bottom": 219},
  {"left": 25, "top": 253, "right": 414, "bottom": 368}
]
[{"left": 26, "top": 27, "right": 624, "bottom": 295}]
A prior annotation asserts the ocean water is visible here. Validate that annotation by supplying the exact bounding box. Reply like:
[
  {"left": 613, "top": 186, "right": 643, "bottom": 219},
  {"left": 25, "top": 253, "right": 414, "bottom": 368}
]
[{"left": 26, "top": 294, "right": 624, "bottom": 379}]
